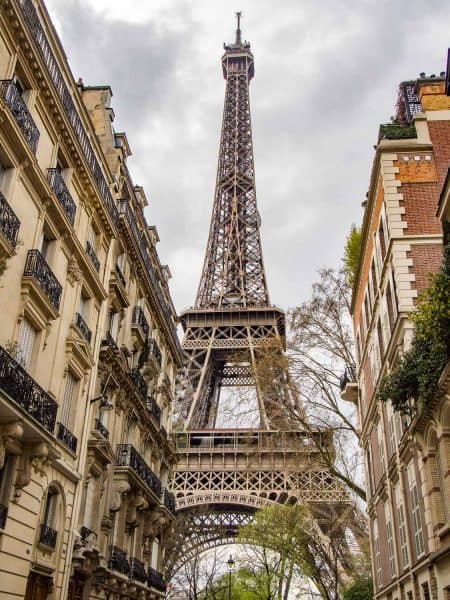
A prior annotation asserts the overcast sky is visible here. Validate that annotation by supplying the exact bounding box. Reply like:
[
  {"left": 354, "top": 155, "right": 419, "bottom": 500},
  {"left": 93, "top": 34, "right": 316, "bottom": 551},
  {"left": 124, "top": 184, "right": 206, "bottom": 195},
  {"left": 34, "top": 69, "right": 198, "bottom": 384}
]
[{"left": 46, "top": 0, "right": 450, "bottom": 313}]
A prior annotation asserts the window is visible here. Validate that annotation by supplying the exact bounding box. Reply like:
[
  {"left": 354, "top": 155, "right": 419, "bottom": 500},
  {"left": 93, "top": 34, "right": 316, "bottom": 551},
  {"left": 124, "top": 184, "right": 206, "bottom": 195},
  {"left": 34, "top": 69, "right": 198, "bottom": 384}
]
[
  {"left": 78, "top": 292, "right": 88, "bottom": 319},
  {"left": 377, "top": 420, "right": 386, "bottom": 474},
  {"left": 377, "top": 318, "right": 384, "bottom": 358},
  {"left": 373, "top": 518, "right": 382, "bottom": 587},
  {"left": 436, "top": 445, "right": 450, "bottom": 523},
  {"left": 39, "top": 486, "right": 59, "bottom": 549},
  {"left": 109, "top": 310, "right": 120, "bottom": 341},
  {"left": 407, "top": 461, "right": 425, "bottom": 557},
  {"left": 385, "top": 500, "right": 396, "bottom": 578},
  {"left": 151, "top": 538, "right": 159, "bottom": 570},
  {"left": 0, "top": 454, "right": 16, "bottom": 527},
  {"left": 421, "top": 583, "right": 431, "bottom": 600},
  {"left": 87, "top": 224, "right": 97, "bottom": 250},
  {"left": 386, "top": 402, "right": 397, "bottom": 457},
  {"left": 17, "top": 317, "right": 37, "bottom": 370},
  {"left": 60, "top": 372, "right": 76, "bottom": 428},
  {"left": 379, "top": 218, "right": 386, "bottom": 260}
]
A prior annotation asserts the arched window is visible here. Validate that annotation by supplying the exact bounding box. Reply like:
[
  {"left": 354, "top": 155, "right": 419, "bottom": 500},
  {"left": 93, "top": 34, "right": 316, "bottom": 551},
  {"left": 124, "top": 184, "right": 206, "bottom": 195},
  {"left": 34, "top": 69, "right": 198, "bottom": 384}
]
[{"left": 39, "top": 486, "right": 59, "bottom": 549}]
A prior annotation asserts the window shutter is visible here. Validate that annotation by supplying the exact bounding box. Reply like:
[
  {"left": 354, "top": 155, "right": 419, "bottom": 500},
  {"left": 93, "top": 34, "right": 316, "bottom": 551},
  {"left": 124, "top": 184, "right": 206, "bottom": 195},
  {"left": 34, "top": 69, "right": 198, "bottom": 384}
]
[{"left": 61, "top": 373, "right": 76, "bottom": 427}]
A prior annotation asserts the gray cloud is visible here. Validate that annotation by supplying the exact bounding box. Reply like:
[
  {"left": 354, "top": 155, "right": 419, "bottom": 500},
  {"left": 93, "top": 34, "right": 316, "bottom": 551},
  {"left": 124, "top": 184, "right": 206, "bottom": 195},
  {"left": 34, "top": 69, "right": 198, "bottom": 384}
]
[{"left": 46, "top": 0, "right": 450, "bottom": 312}]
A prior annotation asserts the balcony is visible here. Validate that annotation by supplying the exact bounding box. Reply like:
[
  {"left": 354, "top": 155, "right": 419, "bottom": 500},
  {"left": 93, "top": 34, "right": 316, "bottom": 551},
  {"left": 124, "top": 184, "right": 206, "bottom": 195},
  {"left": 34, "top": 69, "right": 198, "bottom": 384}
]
[
  {"left": 161, "top": 488, "right": 176, "bottom": 515},
  {"left": 56, "top": 422, "right": 77, "bottom": 453},
  {"left": 115, "top": 444, "right": 162, "bottom": 498},
  {"left": 130, "top": 368, "right": 148, "bottom": 402},
  {"left": 130, "top": 557, "right": 147, "bottom": 583},
  {"left": 115, "top": 263, "right": 126, "bottom": 288},
  {"left": 0, "top": 79, "right": 40, "bottom": 153},
  {"left": 75, "top": 312, "right": 92, "bottom": 344},
  {"left": 0, "top": 345, "right": 57, "bottom": 433},
  {"left": 108, "top": 545, "right": 130, "bottom": 576},
  {"left": 146, "top": 394, "right": 161, "bottom": 424},
  {"left": 142, "top": 338, "right": 162, "bottom": 378},
  {"left": 94, "top": 418, "right": 109, "bottom": 440},
  {"left": 23, "top": 249, "right": 62, "bottom": 312},
  {"left": 101, "top": 332, "right": 119, "bottom": 353},
  {"left": 148, "top": 567, "right": 166, "bottom": 592},
  {"left": 86, "top": 241, "right": 100, "bottom": 273},
  {"left": 131, "top": 306, "right": 149, "bottom": 344},
  {"left": 0, "top": 191, "right": 20, "bottom": 250},
  {"left": 339, "top": 365, "right": 358, "bottom": 403},
  {"left": 39, "top": 524, "right": 57, "bottom": 549},
  {"left": 0, "top": 504, "right": 8, "bottom": 529},
  {"left": 47, "top": 169, "right": 76, "bottom": 226}
]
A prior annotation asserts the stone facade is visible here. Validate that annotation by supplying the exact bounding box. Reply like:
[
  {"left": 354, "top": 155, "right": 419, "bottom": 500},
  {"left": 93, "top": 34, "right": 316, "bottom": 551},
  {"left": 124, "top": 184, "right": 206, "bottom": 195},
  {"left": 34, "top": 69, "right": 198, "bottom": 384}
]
[
  {"left": 346, "top": 76, "right": 450, "bottom": 599},
  {"left": 0, "top": 0, "right": 182, "bottom": 598}
]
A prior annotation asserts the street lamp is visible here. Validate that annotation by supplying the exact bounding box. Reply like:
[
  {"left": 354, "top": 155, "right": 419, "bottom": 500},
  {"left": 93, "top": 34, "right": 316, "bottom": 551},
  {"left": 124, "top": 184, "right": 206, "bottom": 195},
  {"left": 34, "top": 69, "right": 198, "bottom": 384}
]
[{"left": 226, "top": 554, "right": 235, "bottom": 600}]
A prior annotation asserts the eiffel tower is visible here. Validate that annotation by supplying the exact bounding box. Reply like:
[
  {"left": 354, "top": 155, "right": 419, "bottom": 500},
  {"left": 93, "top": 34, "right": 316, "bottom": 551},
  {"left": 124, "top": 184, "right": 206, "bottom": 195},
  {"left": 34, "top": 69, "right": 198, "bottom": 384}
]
[{"left": 166, "top": 15, "right": 353, "bottom": 585}]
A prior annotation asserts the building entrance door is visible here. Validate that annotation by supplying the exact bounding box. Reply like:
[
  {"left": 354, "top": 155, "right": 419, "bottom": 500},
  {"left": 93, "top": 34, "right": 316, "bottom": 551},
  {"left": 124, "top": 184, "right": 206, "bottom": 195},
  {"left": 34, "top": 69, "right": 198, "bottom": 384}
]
[{"left": 24, "top": 572, "right": 51, "bottom": 600}]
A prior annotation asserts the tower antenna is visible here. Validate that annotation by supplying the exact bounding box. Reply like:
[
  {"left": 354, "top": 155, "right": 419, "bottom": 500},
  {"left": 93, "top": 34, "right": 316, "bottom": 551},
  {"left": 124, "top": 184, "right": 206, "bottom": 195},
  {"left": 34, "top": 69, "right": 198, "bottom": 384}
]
[{"left": 235, "top": 11, "right": 242, "bottom": 45}]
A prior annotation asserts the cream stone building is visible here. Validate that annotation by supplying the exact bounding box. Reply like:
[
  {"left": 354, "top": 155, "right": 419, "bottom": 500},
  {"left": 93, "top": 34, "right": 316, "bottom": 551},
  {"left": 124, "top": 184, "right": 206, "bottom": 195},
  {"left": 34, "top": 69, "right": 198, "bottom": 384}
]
[
  {"left": 0, "top": 0, "right": 182, "bottom": 598},
  {"left": 345, "top": 74, "right": 450, "bottom": 599}
]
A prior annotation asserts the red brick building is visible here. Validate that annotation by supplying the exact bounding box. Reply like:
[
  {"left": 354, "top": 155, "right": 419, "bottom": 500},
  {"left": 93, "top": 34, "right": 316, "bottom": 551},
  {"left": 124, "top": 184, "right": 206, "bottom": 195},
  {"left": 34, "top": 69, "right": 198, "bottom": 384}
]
[{"left": 345, "top": 74, "right": 450, "bottom": 599}]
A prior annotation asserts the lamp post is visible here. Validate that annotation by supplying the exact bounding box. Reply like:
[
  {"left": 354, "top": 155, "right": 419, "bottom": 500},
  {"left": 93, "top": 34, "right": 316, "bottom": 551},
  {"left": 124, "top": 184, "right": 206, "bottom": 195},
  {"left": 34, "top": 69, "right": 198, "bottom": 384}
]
[{"left": 226, "top": 554, "right": 235, "bottom": 600}]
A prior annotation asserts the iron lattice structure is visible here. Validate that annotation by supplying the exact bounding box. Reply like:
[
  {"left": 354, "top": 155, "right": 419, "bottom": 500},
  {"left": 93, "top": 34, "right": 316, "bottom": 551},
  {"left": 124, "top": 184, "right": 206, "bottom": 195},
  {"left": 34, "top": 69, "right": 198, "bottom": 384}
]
[{"left": 168, "top": 17, "right": 355, "bottom": 585}]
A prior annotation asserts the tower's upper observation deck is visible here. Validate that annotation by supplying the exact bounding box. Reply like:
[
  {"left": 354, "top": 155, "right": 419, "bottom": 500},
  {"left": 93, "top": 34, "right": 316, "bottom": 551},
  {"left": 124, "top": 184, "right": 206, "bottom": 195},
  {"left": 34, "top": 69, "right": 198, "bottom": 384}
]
[{"left": 222, "top": 12, "right": 254, "bottom": 80}]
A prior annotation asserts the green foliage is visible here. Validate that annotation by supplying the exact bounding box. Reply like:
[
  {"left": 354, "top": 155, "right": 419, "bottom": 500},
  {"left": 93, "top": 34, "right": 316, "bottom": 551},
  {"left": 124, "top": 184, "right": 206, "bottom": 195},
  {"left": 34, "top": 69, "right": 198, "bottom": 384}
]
[
  {"left": 378, "top": 245, "right": 450, "bottom": 413},
  {"left": 343, "top": 224, "right": 362, "bottom": 287},
  {"left": 342, "top": 575, "right": 373, "bottom": 600}
]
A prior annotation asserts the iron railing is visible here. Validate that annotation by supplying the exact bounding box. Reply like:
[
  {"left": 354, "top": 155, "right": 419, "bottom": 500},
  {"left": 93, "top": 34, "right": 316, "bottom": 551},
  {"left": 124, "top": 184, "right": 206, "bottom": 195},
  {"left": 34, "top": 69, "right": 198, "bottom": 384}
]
[
  {"left": 75, "top": 312, "right": 92, "bottom": 344},
  {"left": 0, "top": 191, "right": 20, "bottom": 247},
  {"left": 18, "top": 0, "right": 119, "bottom": 226},
  {"left": 108, "top": 545, "right": 130, "bottom": 575},
  {"left": 146, "top": 394, "right": 161, "bottom": 423},
  {"left": 102, "top": 332, "right": 119, "bottom": 352},
  {"left": 149, "top": 338, "right": 162, "bottom": 368},
  {"left": 0, "top": 79, "right": 40, "bottom": 153},
  {"left": 0, "top": 345, "right": 57, "bottom": 432},
  {"left": 94, "top": 418, "right": 109, "bottom": 440},
  {"left": 0, "top": 504, "right": 8, "bottom": 529},
  {"left": 118, "top": 200, "right": 180, "bottom": 355},
  {"left": 115, "top": 263, "right": 126, "bottom": 287},
  {"left": 148, "top": 567, "right": 166, "bottom": 592},
  {"left": 56, "top": 422, "right": 77, "bottom": 453},
  {"left": 115, "top": 444, "right": 162, "bottom": 498},
  {"left": 339, "top": 365, "right": 357, "bottom": 392},
  {"left": 23, "top": 249, "right": 62, "bottom": 311},
  {"left": 39, "top": 524, "right": 57, "bottom": 548},
  {"left": 130, "top": 557, "right": 147, "bottom": 583},
  {"left": 47, "top": 169, "right": 76, "bottom": 226},
  {"left": 162, "top": 488, "right": 176, "bottom": 514},
  {"left": 86, "top": 240, "right": 100, "bottom": 272},
  {"left": 132, "top": 306, "right": 149, "bottom": 337},
  {"left": 130, "top": 368, "right": 148, "bottom": 401}
]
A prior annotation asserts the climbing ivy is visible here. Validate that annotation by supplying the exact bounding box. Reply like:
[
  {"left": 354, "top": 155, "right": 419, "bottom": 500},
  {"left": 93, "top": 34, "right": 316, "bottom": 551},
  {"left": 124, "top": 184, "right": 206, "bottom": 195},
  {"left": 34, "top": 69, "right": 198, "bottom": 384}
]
[{"left": 377, "top": 244, "right": 450, "bottom": 413}]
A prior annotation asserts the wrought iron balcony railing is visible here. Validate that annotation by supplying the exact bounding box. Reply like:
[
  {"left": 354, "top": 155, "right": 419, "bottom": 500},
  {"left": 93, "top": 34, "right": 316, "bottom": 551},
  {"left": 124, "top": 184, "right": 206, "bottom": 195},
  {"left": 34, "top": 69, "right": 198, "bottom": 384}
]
[
  {"left": 47, "top": 169, "right": 76, "bottom": 226},
  {"left": 130, "top": 368, "right": 148, "bottom": 401},
  {"left": 0, "top": 191, "right": 20, "bottom": 247},
  {"left": 94, "top": 418, "right": 109, "bottom": 440},
  {"left": 108, "top": 545, "right": 130, "bottom": 576},
  {"left": 75, "top": 312, "right": 92, "bottom": 344},
  {"left": 115, "top": 263, "right": 126, "bottom": 288},
  {"left": 118, "top": 200, "right": 180, "bottom": 355},
  {"left": 132, "top": 306, "right": 149, "bottom": 337},
  {"left": 56, "top": 422, "right": 77, "bottom": 453},
  {"left": 339, "top": 365, "right": 357, "bottom": 392},
  {"left": 23, "top": 249, "right": 62, "bottom": 311},
  {"left": 39, "top": 524, "right": 57, "bottom": 549},
  {"left": 0, "top": 504, "right": 8, "bottom": 529},
  {"left": 86, "top": 240, "right": 100, "bottom": 272},
  {"left": 102, "top": 332, "right": 119, "bottom": 353},
  {"left": 162, "top": 488, "right": 176, "bottom": 514},
  {"left": 130, "top": 557, "right": 147, "bottom": 583},
  {"left": 0, "top": 79, "right": 40, "bottom": 153},
  {"left": 146, "top": 394, "right": 161, "bottom": 423},
  {"left": 148, "top": 567, "right": 166, "bottom": 592},
  {"left": 0, "top": 345, "right": 57, "bottom": 432},
  {"left": 116, "top": 444, "right": 162, "bottom": 498},
  {"left": 19, "top": 0, "right": 119, "bottom": 226}
]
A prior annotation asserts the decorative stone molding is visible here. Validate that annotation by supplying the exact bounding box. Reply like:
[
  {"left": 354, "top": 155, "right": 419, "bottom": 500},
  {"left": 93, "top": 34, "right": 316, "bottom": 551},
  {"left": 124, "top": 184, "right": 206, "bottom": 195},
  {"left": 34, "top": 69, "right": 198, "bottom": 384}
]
[
  {"left": 67, "top": 256, "right": 82, "bottom": 285},
  {"left": 110, "top": 479, "right": 130, "bottom": 511},
  {"left": 0, "top": 421, "right": 23, "bottom": 469}
]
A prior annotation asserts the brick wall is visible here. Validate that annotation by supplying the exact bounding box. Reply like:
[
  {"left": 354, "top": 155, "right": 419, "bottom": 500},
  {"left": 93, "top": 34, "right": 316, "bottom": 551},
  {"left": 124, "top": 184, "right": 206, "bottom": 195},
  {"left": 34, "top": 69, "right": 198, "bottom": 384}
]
[
  {"left": 408, "top": 244, "right": 443, "bottom": 296},
  {"left": 428, "top": 120, "right": 450, "bottom": 187},
  {"left": 400, "top": 182, "right": 442, "bottom": 235}
]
